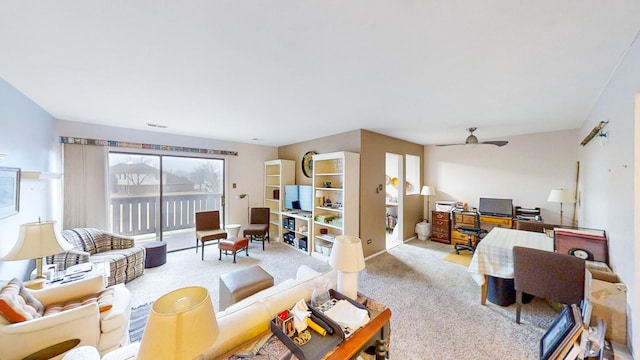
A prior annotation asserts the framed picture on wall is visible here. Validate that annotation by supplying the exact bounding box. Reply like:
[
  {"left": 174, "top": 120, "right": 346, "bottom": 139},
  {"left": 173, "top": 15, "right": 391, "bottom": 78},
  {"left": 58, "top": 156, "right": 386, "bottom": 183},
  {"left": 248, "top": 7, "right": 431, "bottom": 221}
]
[{"left": 0, "top": 167, "right": 20, "bottom": 219}]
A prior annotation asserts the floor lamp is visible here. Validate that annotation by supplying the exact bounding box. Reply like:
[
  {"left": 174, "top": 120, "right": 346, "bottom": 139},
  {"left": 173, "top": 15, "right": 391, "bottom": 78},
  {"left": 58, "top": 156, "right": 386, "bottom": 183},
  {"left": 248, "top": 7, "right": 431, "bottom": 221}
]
[
  {"left": 420, "top": 185, "right": 436, "bottom": 223},
  {"left": 547, "top": 188, "right": 574, "bottom": 226}
]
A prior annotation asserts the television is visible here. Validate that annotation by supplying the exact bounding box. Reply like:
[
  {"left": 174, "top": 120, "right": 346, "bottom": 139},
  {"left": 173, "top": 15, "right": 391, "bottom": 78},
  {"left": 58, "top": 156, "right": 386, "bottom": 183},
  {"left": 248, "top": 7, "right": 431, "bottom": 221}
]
[
  {"left": 478, "top": 197, "right": 513, "bottom": 217},
  {"left": 284, "top": 185, "right": 313, "bottom": 212}
]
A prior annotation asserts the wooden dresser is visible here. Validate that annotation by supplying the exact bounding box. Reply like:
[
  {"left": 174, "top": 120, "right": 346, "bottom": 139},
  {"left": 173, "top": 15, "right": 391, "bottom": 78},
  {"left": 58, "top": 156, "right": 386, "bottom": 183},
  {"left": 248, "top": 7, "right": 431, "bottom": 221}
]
[
  {"left": 451, "top": 211, "right": 480, "bottom": 248},
  {"left": 431, "top": 211, "right": 451, "bottom": 244}
]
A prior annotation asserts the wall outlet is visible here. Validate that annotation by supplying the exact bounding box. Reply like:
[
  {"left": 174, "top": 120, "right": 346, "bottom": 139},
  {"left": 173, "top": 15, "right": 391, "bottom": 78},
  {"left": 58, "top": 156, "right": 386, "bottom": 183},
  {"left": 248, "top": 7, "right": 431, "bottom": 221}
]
[{"left": 367, "top": 239, "right": 372, "bottom": 244}]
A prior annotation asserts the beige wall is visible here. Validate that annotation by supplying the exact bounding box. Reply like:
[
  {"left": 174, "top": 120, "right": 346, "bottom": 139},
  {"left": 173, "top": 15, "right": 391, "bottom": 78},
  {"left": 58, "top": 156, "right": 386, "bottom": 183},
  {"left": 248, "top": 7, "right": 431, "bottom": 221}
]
[
  {"left": 278, "top": 130, "right": 361, "bottom": 185},
  {"left": 360, "top": 130, "right": 424, "bottom": 256},
  {"left": 280, "top": 129, "right": 424, "bottom": 257},
  {"left": 425, "top": 129, "right": 579, "bottom": 225}
]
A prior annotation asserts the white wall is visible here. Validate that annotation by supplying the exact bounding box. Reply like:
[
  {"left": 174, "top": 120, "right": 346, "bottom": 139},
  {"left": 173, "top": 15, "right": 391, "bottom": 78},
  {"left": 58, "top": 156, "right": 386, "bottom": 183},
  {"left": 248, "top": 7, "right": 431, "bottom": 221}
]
[
  {"left": 578, "top": 32, "right": 640, "bottom": 354},
  {"left": 0, "top": 77, "right": 61, "bottom": 280},
  {"left": 425, "top": 129, "right": 579, "bottom": 224},
  {"left": 55, "top": 120, "right": 278, "bottom": 228}
]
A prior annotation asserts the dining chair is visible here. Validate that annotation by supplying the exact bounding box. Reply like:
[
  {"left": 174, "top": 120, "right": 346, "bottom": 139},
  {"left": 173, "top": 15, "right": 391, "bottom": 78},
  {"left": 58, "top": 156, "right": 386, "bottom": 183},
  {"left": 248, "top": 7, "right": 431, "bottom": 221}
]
[
  {"left": 513, "top": 246, "right": 585, "bottom": 324},
  {"left": 242, "top": 207, "right": 270, "bottom": 251},
  {"left": 195, "top": 210, "right": 227, "bottom": 260}
]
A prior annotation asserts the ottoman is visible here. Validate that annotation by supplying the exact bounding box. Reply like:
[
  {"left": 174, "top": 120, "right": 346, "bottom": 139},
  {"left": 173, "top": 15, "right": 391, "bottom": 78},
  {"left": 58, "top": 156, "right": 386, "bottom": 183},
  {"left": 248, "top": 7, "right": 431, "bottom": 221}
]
[
  {"left": 219, "top": 265, "right": 274, "bottom": 310},
  {"left": 218, "top": 237, "right": 249, "bottom": 263},
  {"left": 143, "top": 241, "right": 167, "bottom": 268}
]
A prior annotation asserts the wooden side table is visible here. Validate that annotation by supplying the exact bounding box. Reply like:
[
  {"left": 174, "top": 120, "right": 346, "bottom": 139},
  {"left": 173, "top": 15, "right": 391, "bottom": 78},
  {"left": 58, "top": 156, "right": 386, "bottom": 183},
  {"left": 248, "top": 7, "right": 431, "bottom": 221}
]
[{"left": 220, "top": 294, "right": 391, "bottom": 359}]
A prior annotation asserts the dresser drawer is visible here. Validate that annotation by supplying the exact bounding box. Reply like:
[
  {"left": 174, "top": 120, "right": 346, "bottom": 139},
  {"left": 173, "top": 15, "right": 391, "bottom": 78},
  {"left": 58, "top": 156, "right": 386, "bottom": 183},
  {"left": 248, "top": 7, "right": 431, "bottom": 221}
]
[
  {"left": 450, "top": 230, "right": 471, "bottom": 241},
  {"left": 480, "top": 215, "right": 512, "bottom": 227},
  {"left": 454, "top": 213, "right": 476, "bottom": 225},
  {"left": 432, "top": 211, "right": 450, "bottom": 221},
  {"left": 432, "top": 219, "right": 449, "bottom": 229},
  {"left": 431, "top": 232, "right": 450, "bottom": 244},
  {"left": 431, "top": 229, "right": 449, "bottom": 240}
]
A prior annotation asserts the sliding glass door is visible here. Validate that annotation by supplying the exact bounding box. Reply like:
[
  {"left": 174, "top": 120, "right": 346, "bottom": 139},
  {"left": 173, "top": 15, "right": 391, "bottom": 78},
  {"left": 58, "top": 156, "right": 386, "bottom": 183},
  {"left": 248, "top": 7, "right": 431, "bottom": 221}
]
[{"left": 108, "top": 152, "right": 224, "bottom": 252}]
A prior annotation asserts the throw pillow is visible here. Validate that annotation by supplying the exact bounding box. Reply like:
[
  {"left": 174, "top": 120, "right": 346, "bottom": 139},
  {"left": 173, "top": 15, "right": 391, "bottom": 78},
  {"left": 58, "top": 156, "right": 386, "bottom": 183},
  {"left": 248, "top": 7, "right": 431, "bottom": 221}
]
[
  {"left": 43, "top": 287, "right": 115, "bottom": 316},
  {"left": 0, "top": 278, "right": 44, "bottom": 323}
]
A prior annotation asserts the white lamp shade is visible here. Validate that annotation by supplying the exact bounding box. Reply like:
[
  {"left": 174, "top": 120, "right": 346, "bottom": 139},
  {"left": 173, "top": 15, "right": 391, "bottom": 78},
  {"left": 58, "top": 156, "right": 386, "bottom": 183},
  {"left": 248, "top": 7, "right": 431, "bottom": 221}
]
[
  {"left": 420, "top": 186, "right": 436, "bottom": 196},
  {"left": 328, "top": 235, "right": 365, "bottom": 273},
  {"left": 138, "top": 286, "right": 218, "bottom": 360},
  {"left": 1, "top": 221, "right": 72, "bottom": 260},
  {"left": 547, "top": 189, "right": 574, "bottom": 203}
]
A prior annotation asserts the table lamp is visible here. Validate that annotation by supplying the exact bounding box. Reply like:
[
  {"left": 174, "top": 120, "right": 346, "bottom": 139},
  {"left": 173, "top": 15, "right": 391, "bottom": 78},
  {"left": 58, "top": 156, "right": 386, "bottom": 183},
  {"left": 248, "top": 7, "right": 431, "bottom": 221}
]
[
  {"left": 547, "top": 188, "right": 574, "bottom": 226},
  {"left": 315, "top": 190, "right": 324, "bottom": 207},
  {"left": 137, "top": 286, "right": 218, "bottom": 360},
  {"left": 420, "top": 185, "right": 436, "bottom": 222},
  {"left": 328, "top": 235, "right": 365, "bottom": 299},
  {"left": 1, "top": 220, "right": 72, "bottom": 279}
]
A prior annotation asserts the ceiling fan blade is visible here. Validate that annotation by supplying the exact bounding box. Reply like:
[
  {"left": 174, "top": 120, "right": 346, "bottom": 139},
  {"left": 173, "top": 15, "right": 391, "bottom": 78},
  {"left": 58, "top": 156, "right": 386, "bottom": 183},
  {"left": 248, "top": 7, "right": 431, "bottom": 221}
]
[
  {"left": 480, "top": 141, "right": 509, "bottom": 147},
  {"left": 435, "top": 143, "right": 465, "bottom": 147}
]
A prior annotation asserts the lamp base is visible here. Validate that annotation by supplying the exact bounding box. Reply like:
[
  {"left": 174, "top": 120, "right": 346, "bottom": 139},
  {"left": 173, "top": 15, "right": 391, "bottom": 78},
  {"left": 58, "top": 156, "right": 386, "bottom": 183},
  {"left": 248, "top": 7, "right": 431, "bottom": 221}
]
[
  {"left": 35, "top": 257, "right": 47, "bottom": 279},
  {"left": 336, "top": 271, "right": 359, "bottom": 300},
  {"left": 24, "top": 278, "right": 46, "bottom": 290}
]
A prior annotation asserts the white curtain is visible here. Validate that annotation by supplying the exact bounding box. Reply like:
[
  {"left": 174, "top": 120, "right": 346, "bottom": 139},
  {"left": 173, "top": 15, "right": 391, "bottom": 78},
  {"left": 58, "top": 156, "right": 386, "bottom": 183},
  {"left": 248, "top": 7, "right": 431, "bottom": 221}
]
[{"left": 63, "top": 144, "right": 109, "bottom": 230}]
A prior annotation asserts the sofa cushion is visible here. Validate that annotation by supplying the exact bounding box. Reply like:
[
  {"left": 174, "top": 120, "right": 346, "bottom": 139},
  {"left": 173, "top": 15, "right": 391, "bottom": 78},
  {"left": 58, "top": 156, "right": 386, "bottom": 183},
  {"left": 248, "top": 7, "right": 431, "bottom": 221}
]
[
  {"left": 43, "top": 287, "right": 115, "bottom": 316},
  {"left": 0, "top": 278, "right": 44, "bottom": 323},
  {"left": 296, "top": 265, "right": 322, "bottom": 281},
  {"left": 221, "top": 278, "right": 298, "bottom": 315}
]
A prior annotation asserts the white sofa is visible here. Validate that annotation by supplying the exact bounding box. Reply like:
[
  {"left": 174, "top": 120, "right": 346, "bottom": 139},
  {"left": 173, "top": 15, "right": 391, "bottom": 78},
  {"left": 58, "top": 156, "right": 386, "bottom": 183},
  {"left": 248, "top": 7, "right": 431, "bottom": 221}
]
[
  {"left": 65, "top": 265, "right": 336, "bottom": 360},
  {"left": 200, "top": 265, "right": 337, "bottom": 358},
  {"left": 0, "top": 275, "right": 132, "bottom": 360}
]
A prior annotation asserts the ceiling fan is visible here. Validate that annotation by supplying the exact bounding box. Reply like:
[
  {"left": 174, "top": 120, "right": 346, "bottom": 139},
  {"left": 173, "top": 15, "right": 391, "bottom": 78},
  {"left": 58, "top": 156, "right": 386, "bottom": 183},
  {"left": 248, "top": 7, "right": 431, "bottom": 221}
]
[{"left": 436, "top": 127, "right": 508, "bottom": 147}]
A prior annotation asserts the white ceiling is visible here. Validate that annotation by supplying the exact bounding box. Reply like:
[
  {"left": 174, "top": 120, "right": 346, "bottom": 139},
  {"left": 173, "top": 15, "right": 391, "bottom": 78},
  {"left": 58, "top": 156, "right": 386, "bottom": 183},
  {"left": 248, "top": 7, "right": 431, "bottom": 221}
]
[{"left": 1, "top": 1, "right": 639, "bottom": 147}]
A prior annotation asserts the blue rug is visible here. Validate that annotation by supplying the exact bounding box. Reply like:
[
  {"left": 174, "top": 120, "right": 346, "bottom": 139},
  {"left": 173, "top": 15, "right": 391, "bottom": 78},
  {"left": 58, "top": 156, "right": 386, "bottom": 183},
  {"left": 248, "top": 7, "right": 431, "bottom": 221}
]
[{"left": 129, "top": 303, "right": 152, "bottom": 343}]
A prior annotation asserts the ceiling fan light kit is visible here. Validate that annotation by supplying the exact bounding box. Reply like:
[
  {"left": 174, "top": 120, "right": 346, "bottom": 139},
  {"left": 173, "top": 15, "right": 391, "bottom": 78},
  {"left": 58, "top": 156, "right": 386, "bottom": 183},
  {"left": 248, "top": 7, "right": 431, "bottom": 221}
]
[{"left": 437, "top": 127, "right": 508, "bottom": 148}]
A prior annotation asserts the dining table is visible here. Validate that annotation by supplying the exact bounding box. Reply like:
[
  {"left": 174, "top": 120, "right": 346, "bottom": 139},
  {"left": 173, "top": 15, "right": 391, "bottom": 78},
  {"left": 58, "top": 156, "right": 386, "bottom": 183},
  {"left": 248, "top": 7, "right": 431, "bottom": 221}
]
[{"left": 467, "top": 227, "right": 554, "bottom": 304}]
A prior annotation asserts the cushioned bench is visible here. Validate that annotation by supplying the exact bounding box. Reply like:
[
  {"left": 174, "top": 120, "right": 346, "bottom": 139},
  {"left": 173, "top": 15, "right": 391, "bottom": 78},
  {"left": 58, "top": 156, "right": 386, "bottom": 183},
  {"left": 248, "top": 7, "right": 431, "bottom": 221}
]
[{"left": 218, "top": 237, "right": 249, "bottom": 263}]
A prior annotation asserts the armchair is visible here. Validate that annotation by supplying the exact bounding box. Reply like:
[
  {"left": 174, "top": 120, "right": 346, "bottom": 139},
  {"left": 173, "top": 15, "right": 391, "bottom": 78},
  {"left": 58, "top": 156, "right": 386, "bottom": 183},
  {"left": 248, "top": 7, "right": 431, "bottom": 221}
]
[
  {"left": 242, "top": 207, "right": 270, "bottom": 251},
  {"left": 0, "top": 275, "right": 131, "bottom": 360}
]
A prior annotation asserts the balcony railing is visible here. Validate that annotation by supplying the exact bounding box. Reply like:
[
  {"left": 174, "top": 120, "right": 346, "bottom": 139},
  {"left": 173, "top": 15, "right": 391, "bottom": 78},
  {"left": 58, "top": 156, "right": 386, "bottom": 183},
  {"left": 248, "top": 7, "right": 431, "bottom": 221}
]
[{"left": 110, "top": 193, "right": 222, "bottom": 236}]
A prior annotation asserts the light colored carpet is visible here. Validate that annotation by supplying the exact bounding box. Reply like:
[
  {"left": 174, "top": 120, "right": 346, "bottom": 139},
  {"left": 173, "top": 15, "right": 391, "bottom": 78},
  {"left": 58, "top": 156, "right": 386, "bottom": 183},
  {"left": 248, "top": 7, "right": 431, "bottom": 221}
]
[
  {"left": 125, "top": 239, "right": 557, "bottom": 359},
  {"left": 443, "top": 250, "right": 473, "bottom": 267}
]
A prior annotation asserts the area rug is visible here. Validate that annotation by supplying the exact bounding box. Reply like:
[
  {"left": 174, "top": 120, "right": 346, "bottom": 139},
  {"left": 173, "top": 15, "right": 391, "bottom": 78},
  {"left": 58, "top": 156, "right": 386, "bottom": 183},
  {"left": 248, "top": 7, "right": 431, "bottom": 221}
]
[
  {"left": 129, "top": 302, "right": 152, "bottom": 343},
  {"left": 443, "top": 250, "right": 473, "bottom": 266}
]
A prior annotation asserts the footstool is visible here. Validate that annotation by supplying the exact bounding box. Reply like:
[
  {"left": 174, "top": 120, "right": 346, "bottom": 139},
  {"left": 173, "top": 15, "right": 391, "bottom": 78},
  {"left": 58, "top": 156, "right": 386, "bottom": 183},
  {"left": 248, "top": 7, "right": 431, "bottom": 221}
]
[
  {"left": 219, "top": 265, "right": 274, "bottom": 310},
  {"left": 218, "top": 237, "right": 249, "bottom": 263},
  {"left": 143, "top": 241, "right": 167, "bottom": 268}
]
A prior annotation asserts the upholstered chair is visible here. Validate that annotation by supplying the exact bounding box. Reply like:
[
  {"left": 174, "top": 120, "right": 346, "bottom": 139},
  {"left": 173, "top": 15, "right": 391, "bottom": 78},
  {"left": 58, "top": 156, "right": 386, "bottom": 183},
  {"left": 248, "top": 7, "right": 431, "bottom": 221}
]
[
  {"left": 242, "top": 207, "right": 270, "bottom": 251},
  {"left": 513, "top": 246, "right": 585, "bottom": 324},
  {"left": 195, "top": 210, "right": 227, "bottom": 260}
]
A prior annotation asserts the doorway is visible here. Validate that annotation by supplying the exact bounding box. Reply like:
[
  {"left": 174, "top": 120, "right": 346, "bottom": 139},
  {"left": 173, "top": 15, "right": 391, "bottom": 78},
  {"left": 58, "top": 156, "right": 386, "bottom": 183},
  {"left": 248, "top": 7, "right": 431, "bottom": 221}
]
[
  {"left": 385, "top": 153, "right": 403, "bottom": 249},
  {"left": 108, "top": 152, "right": 225, "bottom": 252}
]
